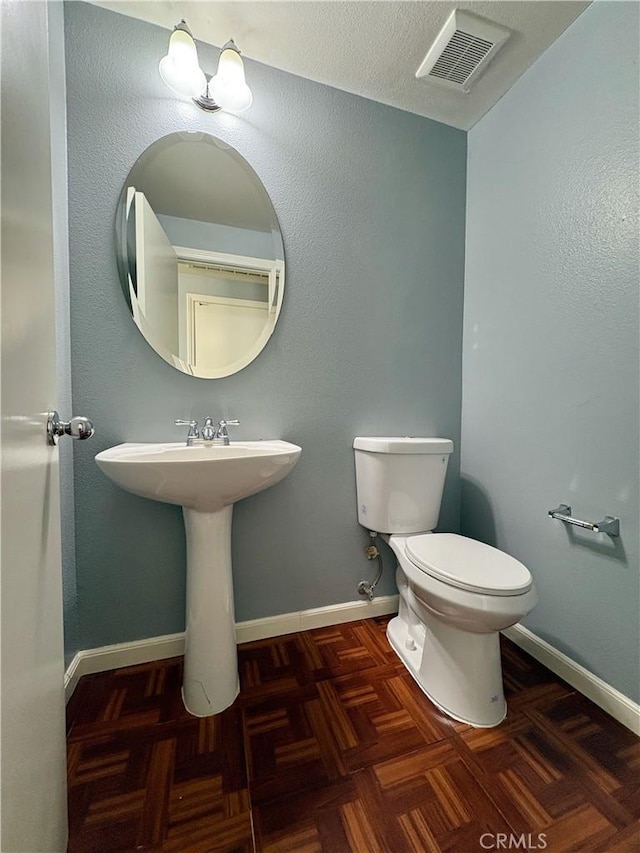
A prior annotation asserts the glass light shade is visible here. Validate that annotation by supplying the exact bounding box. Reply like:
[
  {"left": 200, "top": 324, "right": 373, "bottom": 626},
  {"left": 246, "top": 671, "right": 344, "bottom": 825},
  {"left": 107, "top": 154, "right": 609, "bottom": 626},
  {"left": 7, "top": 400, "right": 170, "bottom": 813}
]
[
  {"left": 210, "top": 46, "right": 253, "bottom": 112},
  {"left": 159, "top": 28, "right": 206, "bottom": 98}
]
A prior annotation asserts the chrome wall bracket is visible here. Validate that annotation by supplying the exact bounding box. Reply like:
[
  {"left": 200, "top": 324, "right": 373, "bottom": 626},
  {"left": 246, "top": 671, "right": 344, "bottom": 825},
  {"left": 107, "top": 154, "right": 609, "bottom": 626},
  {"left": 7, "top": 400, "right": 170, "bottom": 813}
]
[{"left": 548, "top": 504, "right": 620, "bottom": 537}]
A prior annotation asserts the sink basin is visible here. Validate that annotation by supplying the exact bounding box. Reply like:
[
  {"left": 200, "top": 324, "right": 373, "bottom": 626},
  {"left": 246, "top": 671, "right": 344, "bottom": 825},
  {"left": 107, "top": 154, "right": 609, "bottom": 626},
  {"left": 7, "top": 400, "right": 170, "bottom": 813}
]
[
  {"left": 95, "top": 439, "right": 301, "bottom": 718},
  {"left": 95, "top": 440, "right": 301, "bottom": 512}
]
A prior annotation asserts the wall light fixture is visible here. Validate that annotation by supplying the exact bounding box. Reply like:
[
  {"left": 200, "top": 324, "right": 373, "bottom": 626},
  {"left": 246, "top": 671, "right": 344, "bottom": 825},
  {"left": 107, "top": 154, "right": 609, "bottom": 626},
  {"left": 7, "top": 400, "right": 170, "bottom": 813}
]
[{"left": 159, "top": 20, "right": 253, "bottom": 113}]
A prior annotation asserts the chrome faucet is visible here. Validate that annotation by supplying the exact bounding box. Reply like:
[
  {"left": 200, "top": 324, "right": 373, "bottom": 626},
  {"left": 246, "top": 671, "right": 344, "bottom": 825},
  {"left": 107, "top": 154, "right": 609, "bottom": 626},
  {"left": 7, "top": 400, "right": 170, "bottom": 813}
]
[
  {"left": 201, "top": 417, "right": 216, "bottom": 442},
  {"left": 175, "top": 418, "right": 240, "bottom": 446}
]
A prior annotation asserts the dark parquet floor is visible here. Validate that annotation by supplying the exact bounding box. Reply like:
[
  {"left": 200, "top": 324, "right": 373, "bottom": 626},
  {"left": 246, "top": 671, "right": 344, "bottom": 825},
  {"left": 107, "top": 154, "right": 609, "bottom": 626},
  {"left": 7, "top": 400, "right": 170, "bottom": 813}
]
[{"left": 66, "top": 617, "right": 640, "bottom": 852}]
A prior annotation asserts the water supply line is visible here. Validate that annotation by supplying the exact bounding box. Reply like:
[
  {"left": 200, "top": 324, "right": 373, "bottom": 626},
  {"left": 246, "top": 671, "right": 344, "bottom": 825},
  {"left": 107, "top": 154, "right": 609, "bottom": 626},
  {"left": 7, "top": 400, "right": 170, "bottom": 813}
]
[{"left": 358, "top": 531, "right": 384, "bottom": 601}]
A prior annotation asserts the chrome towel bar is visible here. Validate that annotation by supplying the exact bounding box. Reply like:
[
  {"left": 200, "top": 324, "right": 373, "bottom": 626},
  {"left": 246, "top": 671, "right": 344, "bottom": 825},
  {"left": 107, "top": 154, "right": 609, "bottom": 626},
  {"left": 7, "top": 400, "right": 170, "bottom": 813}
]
[{"left": 548, "top": 504, "right": 620, "bottom": 537}]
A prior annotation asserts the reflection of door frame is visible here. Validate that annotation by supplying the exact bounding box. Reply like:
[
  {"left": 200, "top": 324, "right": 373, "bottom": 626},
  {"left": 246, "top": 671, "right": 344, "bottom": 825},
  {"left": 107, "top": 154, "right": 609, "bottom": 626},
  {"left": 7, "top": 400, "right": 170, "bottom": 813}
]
[
  {"left": 186, "top": 292, "right": 269, "bottom": 368},
  {"left": 174, "top": 246, "right": 284, "bottom": 315}
]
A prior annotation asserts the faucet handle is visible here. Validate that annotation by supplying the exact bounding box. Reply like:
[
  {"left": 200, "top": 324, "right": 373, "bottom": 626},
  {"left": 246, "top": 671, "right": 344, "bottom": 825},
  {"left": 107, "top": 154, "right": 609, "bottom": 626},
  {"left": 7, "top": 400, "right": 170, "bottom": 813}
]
[
  {"left": 175, "top": 419, "right": 199, "bottom": 439},
  {"left": 215, "top": 419, "right": 240, "bottom": 442}
]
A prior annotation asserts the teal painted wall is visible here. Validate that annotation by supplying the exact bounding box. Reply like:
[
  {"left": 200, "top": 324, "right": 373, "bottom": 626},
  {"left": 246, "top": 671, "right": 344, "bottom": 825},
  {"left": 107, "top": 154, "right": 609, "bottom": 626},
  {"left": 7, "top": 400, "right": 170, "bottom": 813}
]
[
  {"left": 65, "top": 2, "right": 467, "bottom": 651},
  {"left": 157, "top": 216, "right": 275, "bottom": 259},
  {"left": 462, "top": 0, "right": 639, "bottom": 700}
]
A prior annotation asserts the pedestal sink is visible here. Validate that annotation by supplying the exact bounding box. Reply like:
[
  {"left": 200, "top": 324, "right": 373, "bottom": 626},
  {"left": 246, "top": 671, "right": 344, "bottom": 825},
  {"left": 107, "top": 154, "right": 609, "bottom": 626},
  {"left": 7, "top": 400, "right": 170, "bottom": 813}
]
[{"left": 95, "top": 440, "right": 301, "bottom": 716}]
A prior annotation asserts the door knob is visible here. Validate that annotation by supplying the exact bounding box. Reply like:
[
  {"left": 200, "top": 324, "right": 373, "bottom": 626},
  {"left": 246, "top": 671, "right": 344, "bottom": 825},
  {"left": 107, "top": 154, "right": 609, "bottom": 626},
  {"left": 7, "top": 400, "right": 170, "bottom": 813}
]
[{"left": 47, "top": 411, "right": 95, "bottom": 445}]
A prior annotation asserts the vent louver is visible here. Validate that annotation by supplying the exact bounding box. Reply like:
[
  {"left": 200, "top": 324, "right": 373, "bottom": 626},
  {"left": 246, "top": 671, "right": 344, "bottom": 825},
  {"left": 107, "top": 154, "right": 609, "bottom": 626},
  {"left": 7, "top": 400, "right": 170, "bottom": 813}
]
[{"left": 416, "top": 10, "right": 510, "bottom": 93}]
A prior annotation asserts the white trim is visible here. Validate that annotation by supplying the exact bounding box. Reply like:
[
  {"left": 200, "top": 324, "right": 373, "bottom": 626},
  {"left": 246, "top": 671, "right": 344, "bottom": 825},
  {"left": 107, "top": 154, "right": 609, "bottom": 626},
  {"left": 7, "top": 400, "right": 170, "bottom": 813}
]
[
  {"left": 503, "top": 624, "right": 640, "bottom": 736},
  {"left": 64, "top": 632, "right": 185, "bottom": 703},
  {"left": 174, "top": 247, "right": 284, "bottom": 318},
  {"left": 236, "top": 595, "right": 400, "bottom": 643},
  {"left": 64, "top": 596, "right": 399, "bottom": 702},
  {"left": 174, "top": 245, "right": 276, "bottom": 274}
]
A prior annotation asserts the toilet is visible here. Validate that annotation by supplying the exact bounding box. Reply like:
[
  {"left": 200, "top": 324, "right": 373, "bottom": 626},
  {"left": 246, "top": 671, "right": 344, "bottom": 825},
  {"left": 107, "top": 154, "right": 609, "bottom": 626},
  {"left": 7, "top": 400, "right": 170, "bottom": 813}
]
[{"left": 353, "top": 436, "right": 537, "bottom": 727}]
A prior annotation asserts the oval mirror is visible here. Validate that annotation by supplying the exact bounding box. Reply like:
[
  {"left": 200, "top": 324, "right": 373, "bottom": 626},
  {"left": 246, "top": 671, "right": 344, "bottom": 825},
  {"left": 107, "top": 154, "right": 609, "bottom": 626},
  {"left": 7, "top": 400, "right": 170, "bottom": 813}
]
[{"left": 115, "top": 132, "right": 285, "bottom": 378}]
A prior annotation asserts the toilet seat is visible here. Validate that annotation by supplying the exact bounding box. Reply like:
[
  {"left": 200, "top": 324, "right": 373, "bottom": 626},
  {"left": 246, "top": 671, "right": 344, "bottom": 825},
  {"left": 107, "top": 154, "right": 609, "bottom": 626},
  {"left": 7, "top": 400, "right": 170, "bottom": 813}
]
[{"left": 405, "top": 533, "right": 532, "bottom": 597}]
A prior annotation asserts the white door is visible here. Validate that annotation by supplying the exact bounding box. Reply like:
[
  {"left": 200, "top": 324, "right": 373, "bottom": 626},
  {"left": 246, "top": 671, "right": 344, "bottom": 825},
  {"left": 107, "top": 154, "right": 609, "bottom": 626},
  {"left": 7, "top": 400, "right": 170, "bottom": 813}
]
[
  {"left": 1, "top": 1, "right": 68, "bottom": 850},
  {"left": 134, "top": 191, "right": 180, "bottom": 353},
  {"left": 190, "top": 295, "right": 269, "bottom": 370}
]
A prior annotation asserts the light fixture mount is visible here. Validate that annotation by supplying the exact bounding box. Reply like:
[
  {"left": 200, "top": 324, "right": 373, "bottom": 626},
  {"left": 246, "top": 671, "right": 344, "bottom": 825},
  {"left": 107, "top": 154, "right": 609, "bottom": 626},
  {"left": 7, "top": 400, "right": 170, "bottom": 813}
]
[
  {"left": 193, "top": 75, "right": 222, "bottom": 112},
  {"left": 174, "top": 19, "right": 191, "bottom": 36}
]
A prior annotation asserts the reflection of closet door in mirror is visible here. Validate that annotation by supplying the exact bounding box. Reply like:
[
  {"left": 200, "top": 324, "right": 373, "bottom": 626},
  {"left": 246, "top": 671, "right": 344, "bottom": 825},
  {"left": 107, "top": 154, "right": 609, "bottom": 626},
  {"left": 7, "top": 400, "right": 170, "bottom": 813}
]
[{"left": 115, "top": 132, "right": 285, "bottom": 378}]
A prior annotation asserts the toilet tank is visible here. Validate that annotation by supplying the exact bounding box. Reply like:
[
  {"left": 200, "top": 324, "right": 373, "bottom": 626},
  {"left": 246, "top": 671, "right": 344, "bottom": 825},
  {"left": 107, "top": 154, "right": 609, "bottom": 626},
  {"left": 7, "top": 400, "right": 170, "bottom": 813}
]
[{"left": 353, "top": 437, "right": 453, "bottom": 534}]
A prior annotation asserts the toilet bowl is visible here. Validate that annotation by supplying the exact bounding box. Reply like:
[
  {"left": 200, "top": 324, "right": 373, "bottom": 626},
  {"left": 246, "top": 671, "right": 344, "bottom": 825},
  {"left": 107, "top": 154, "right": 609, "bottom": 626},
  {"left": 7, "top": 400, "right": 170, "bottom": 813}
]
[
  {"left": 353, "top": 436, "right": 537, "bottom": 728},
  {"left": 387, "top": 533, "right": 537, "bottom": 727}
]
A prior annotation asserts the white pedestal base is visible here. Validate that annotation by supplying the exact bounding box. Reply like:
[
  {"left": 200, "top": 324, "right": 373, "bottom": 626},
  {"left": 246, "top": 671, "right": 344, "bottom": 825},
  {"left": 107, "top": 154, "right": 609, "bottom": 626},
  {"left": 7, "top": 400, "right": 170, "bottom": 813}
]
[
  {"left": 387, "top": 613, "right": 507, "bottom": 728},
  {"left": 182, "top": 506, "right": 239, "bottom": 717}
]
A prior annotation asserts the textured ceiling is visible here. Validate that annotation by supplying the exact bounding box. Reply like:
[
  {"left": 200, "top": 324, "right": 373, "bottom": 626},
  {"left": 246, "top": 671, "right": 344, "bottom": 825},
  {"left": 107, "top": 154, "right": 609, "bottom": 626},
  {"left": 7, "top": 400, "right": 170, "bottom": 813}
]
[{"left": 90, "top": 1, "right": 591, "bottom": 130}]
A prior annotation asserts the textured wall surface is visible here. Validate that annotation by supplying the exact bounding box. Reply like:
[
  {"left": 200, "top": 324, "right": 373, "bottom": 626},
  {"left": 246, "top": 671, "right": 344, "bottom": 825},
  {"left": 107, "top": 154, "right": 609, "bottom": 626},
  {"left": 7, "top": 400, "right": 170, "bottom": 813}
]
[
  {"left": 462, "top": 1, "right": 639, "bottom": 700},
  {"left": 65, "top": 2, "right": 466, "bottom": 650}
]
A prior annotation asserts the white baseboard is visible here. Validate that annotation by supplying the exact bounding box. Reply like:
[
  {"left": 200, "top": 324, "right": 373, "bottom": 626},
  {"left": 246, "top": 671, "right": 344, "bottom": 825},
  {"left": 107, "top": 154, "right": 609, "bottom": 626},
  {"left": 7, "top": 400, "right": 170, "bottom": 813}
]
[
  {"left": 236, "top": 594, "right": 399, "bottom": 643},
  {"left": 64, "top": 632, "right": 186, "bottom": 702},
  {"left": 65, "top": 595, "right": 399, "bottom": 702},
  {"left": 503, "top": 624, "right": 640, "bottom": 736}
]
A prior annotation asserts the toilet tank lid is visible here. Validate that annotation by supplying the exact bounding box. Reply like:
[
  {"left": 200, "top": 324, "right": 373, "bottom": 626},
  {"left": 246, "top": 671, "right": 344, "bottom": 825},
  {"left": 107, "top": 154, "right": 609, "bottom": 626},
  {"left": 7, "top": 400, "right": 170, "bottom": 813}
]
[{"left": 353, "top": 437, "right": 453, "bottom": 454}]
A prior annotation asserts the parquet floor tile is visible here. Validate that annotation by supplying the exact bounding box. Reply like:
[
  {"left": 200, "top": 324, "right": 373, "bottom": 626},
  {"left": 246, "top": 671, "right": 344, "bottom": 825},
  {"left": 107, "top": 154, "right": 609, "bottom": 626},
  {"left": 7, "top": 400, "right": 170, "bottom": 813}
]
[
  {"left": 67, "top": 658, "right": 253, "bottom": 853},
  {"left": 67, "top": 617, "right": 639, "bottom": 852}
]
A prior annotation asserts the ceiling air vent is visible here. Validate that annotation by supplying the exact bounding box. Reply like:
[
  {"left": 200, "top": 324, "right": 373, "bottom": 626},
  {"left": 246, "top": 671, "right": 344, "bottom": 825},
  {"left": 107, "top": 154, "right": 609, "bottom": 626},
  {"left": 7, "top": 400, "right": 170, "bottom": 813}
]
[{"left": 416, "top": 9, "right": 510, "bottom": 93}]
